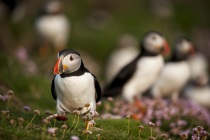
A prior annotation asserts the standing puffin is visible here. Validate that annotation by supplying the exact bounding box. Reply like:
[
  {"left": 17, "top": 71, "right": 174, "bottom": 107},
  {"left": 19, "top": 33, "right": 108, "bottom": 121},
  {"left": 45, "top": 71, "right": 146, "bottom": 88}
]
[
  {"left": 51, "top": 49, "right": 102, "bottom": 128},
  {"left": 151, "top": 37, "right": 194, "bottom": 100},
  {"left": 36, "top": 0, "right": 70, "bottom": 56},
  {"left": 103, "top": 31, "right": 170, "bottom": 103}
]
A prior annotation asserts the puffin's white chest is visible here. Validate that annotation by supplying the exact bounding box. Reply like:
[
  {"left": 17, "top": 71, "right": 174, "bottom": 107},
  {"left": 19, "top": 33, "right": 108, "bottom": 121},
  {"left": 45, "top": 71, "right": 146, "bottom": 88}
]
[
  {"left": 55, "top": 73, "right": 96, "bottom": 114},
  {"left": 153, "top": 61, "right": 191, "bottom": 96},
  {"left": 122, "top": 55, "right": 164, "bottom": 101}
]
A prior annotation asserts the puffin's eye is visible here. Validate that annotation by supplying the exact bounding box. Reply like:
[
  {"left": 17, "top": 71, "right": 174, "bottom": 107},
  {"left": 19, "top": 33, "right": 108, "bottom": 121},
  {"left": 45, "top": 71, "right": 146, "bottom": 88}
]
[
  {"left": 152, "top": 36, "right": 156, "bottom": 40},
  {"left": 70, "top": 56, "right": 73, "bottom": 61}
]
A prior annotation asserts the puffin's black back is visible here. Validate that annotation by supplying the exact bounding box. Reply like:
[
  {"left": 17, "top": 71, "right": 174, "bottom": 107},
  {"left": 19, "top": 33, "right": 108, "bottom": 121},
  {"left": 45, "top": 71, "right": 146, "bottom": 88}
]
[{"left": 103, "top": 54, "right": 140, "bottom": 97}]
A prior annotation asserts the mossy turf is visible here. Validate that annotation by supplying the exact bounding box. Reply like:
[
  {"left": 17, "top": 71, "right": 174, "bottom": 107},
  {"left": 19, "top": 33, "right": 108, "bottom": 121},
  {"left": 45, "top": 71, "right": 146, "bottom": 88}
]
[{"left": 0, "top": 104, "right": 154, "bottom": 140}]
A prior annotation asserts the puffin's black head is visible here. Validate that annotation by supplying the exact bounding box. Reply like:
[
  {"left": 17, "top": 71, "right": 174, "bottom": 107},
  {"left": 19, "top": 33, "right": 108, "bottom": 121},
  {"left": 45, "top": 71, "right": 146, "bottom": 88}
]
[
  {"left": 172, "top": 37, "right": 195, "bottom": 61},
  {"left": 54, "top": 49, "right": 84, "bottom": 75},
  {"left": 140, "top": 31, "right": 170, "bottom": 56},
  {"left": 45, "top": 0, "right": 63, "bottom": 15}
]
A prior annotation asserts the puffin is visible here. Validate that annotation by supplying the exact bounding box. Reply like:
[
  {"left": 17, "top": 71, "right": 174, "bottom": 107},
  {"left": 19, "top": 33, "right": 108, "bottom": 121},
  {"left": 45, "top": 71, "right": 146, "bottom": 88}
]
[
  {"left": 36, "top": 0, "right": 70, "bottom": 56},
  {"left": 105, "top": 34, "right": 139, "bottom": 82},
  {"left": 188, "top": 53, "right": 209, "bottom": 85},
  {"left": 103, "top": 31, "right": 170, "bottom": 103},
  {"left": 184, "top": 80, "right": 210, "bottom": 109},
  {"left": 151, "top": 37, "right": 194, "bottom": 100},
  {"left": 51, "top": 49, "right": 102, "bottom": 129}
]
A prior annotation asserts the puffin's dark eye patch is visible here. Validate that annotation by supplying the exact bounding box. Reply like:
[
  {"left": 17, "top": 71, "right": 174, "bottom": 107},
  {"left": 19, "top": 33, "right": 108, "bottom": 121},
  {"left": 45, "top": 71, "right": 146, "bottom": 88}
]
[
  {"left": 152, "top": 36, "right": 156, "bottom": 40},
  {"left": 70, "top": 56, "right": 73, "bottom": 61}
]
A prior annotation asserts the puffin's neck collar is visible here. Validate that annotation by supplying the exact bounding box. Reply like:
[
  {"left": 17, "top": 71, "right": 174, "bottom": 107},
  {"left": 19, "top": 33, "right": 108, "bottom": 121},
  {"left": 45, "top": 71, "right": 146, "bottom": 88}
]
[
  {"left": 140, "top": 44, "right": 159, "bottom": 57},
  {"left": 168, "top": 53, "right": 188, "bottom": 62},
  {"left": 60, "top": 61, "right": 86, "bottom": 78}
]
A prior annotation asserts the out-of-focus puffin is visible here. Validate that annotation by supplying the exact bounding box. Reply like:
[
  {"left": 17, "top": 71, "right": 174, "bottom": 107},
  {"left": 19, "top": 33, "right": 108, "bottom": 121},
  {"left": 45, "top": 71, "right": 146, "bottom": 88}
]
[
  {"left": 36, "top": 0, "right": 70, "bottom": 56},
  {"left": 188, "top": 53, "right": 209, "bottom": 85},
  {"left": 184, "top": 75, "right": 210, "bottom": 108},
  {"left": 103, "top": 31, "right": 170, "bottom": 103},
  {"left": 51, "top": 49, "right": 102, "bottom": 128},
  {"left": 151, "top": 37, "right": 194, "bottom": 100},
  {"left": 105, "top": 34, "right": 139, "bottom": 82}
]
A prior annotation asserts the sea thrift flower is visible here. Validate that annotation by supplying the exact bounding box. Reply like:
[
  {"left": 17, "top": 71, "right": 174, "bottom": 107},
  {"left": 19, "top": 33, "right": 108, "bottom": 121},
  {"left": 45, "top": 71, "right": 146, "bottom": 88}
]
[
  {"left": 18, "top": 117, "right": 24, "bottom": 124},
  {"left": 61, "top": 124, "right": 68, "bottom": 130},
  {"left": 70, "top": 135, "right": 80, "bottom": 140},
  {"left": 34, "top": 110, "right": 40, "bottom": 115},
  {"left": 0, "top": 95, "right": 3, "bottom": 100},
  {"left": 177, "top": 120, "right": 187, "bottom": 126},
  {"left": 96, "top": 134, "right": 101, "bottom": 140},
  {"left": 45, "top": 110, "right": 53, "bottom": 115},
  {"left": 107, "top": 97, "right": 114, "bottom": 102},
  {"left": 180, "top": 133, "right": 188, "bottom": 140},
  {"left": 149, "top": 136, "right": 156, "bottom": 140},
  {"left": 10, "top": 119, "right": 15, "bottom": 125},
  {"left": 139, "top": 125, "right": 144, "bottom": 130},
  {"left": 24, "top": 106, "right": 31, "bottom": 112},
  {"left": 149, "top": 121, "right": 155, "bottom": 127},
  {"left": 42, "top": 118, "right": 50, "bottom": 125},
  {"left": 83, "top": 130, "right": 92, "bottom": 135},
  {"left": 47, "top": 127, "right": 58, "bottom": 135},
  {"left": 1, "top": 110, "right": 9, "bottom": 115},
  {"left": 7, "top": 90, "right": 14, "bottom": 96},
  {"left": 161, "top": 134, "right": 168, "bottom": 139}
]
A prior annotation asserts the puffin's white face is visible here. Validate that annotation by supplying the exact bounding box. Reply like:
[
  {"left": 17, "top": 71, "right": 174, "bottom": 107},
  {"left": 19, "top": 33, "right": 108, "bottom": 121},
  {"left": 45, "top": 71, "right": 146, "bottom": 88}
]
[
  {"left": 54, "top": 52, "right": 81, "bottom": 74},
  {"left": 143, "top": 32, "right": 167, "bottom": 54},
  {"left": 175, "top": 39, "right": 193, "bottom": 54},
  {"left": 61, "top": 53, "right": 81, "bottom": 73}
]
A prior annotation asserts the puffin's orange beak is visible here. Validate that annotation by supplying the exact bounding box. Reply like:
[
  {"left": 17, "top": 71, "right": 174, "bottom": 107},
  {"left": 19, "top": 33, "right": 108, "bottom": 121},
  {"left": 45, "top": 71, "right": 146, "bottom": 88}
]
[
  {"left": 54, "top": 59, "right": 61, "bottom": 75},
  {"left": 190, "top": 47, "right": 195, "bottom": 55},
  {"left": 163, "top": 40, "right": 170, "bottom": 56}
]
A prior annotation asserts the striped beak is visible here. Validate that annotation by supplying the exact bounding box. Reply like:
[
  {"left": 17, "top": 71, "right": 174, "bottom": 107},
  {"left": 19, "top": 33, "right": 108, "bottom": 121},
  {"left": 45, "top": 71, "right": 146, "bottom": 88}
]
[
  {"left": 163, "top": 40, "right": 170, "bottom": 56},
  {"left": 53, "top": 58, "right": 62, "bottom": 75}
]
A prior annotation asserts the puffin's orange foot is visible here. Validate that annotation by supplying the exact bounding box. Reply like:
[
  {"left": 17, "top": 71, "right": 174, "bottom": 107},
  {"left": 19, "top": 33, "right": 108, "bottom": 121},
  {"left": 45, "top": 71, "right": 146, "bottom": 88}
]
[{"left": 56, "top": 116, "right": 68, "bottom": 121}]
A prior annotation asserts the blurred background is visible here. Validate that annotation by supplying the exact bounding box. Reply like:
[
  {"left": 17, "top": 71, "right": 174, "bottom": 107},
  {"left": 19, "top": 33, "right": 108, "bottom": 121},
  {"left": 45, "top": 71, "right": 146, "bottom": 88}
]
[{"left": 0, "top": 0, "right": 210, "bottom": 111}]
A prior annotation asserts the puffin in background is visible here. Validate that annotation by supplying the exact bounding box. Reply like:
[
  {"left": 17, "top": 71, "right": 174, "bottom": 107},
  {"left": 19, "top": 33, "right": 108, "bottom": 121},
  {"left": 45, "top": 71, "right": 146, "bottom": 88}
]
[
  {"left": 36, "top": 0, "right": 70, "bottom": 56},
  {"left": 188, "top": 53, "right": 209, "bottom": 85},
  {"left": 51, "top": 49, "right": 102, "bottom": 129},
  {"left": 103, "top": 31, "right": 170, "bottom": 103},
  {"left": 183, "top": 50, "right": 210, "bottom": 108},
  {"left": 151, "top": 37, "right": 194, "bottom": 100},
  {"left": 105, "top": 34, "right": 139, "bottom": 82},
  {"left": 184, "top": 75, "right": 210, "bottom": 109}
]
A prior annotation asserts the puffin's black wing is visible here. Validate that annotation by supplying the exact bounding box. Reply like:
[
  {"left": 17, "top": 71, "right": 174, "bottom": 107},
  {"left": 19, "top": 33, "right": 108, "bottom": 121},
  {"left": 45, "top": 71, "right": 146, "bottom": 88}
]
[
  {"left": 103, "top": 55, "right": 140, "bottom": 97},
  {"left": 91, "top": 73, "right": 102, "bottom": 103},
  {"left": 51, "top": 75, "right": 57, "bottom": 100}
]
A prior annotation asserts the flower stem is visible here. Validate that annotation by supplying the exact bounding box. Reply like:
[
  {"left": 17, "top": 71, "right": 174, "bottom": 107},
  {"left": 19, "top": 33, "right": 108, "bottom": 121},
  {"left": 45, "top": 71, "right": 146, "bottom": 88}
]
[
  {"left": 127, "top": 118, "right": 130, "bottom": 136},
  {"left": 138, "top": 130, "right": 141, "bottom": 139},
  {"left": 25, "top": 114, "right": 36, "bottom": 129},
  {"left": 150, "top": 128, "right": 153, "bottom": 137},
  {"left": 60, "top": 130, "right": 66, "bottom": 139},
  {"left": 72, "top": 115, "right": 80, "bottom": 131},
  {"left": 6, "top": 96, "right": 11, "bottom": 110}
]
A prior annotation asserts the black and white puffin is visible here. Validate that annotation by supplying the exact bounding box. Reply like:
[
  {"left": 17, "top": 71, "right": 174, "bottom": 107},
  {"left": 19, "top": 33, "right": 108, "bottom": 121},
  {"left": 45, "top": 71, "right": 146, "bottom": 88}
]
[
  {"left": 51, "top": 49, "right": 102, "bottom": 128},
  {"left": 103, "top": 31, "right": 170, "bottom": 103},
  {"left": 36, "top": 0, "right": 70, "bottom": 55},
  {"left": 151, "top": 37, "right": 194, "bottom": 100}
]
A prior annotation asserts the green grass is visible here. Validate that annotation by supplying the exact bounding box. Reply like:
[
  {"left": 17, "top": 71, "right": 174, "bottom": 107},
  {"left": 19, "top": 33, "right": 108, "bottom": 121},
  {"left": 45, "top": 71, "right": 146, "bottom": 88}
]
[{"left": 0, "top": 104, "right": 155, "bottom": 140}]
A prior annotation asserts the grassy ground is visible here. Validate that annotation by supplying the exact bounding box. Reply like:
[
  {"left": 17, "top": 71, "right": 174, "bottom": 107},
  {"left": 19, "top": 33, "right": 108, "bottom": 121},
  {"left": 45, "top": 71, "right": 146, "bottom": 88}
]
[{"left": 0, "top": 103, "right": 156, "bottom": 140}]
